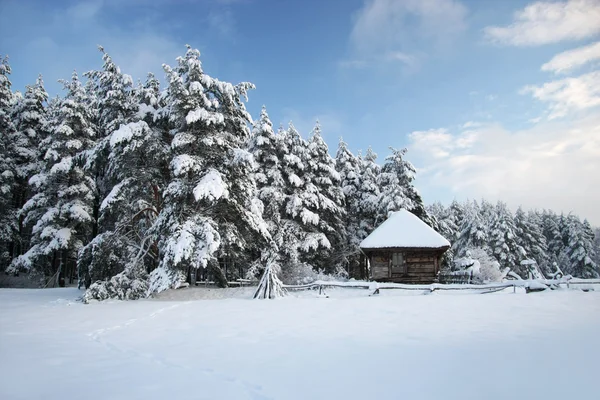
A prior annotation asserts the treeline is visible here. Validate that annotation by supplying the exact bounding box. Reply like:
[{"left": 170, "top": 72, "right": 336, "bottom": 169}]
[
  {"left": 428, "top": 201, "right": 599, "bottom": 279},
  {"left": 0, "top": 47, "right": 597, "bottom": 300}
]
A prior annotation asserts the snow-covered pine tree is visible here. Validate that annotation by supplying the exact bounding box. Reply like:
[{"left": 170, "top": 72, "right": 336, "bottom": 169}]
[
  {"left": 7, "top": 73, "right": 96, "bottom": 285},
  {"left": 593, "top": 226, "right": 600, "bottom": 268},
  {"left": 357, "top": 147, "right": 380, "bottom": 242},
  {"left": 542, "top": 210, "right": 564, "bottom": 265},
  {"left": 513, "top": 208, "right": 549, "bottom": 275},
  {"left": 562, "top": 214, "right": 598, "bottom": 278},
  {"left": 335, "top": 138, "right": 363, "bottom": 275},
  {"left": 479, "top": 199, "right": 496, "bottom": 230},
  {"left": 488, "top": 202, "right": 526, "bottom": 274},
  {"left": 427, "top": 201, "right": 459, "bottom": 268},
  {"left": 0, "top": 55, "right": 17, "bottom": 268},
  {"left": 427, "top": 202, "right": 459, "bottom": 244},
  {"left": 77, "top": 47, "right": 141, "bottom": 288},
  {"left": 448, "top": 200, "right": 466, "bottom": 236},
  {"left": 276, "top": 122, "right": 331, "bottom": 283},
  {"left": 453, "top": 201, "right": 489, "bottom": 258},
  {"left": 305, "top": 122, "right": 346, "bottom": 273},
  {"left": 247, "top": 106, "right": 285, "bottom": 276},
  {"left": 8, "top": 75, "right": 49, "bottom": 258},
  {"left": 82, "top": 46, "right": 138, "bottom": 237},
  {"left": 82, "top": 72, "right": 171, "bottom": 299},
  {"left": 152, "top": 45, "right": 269, "bottom": 293},
  {"left": 376, "top": 147, "right": 435, "bottom": 227}
]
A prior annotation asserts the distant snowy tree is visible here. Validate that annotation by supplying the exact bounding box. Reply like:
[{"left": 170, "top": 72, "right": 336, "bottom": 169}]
[
  {"left": 357, "top": 147, "right": 380, "bottom": 242},
  {"left": 78, "top": 119, "right": 170, "bottom": 296},
  {"left": 376, "top": 147, "right": 434, "bottom": 228},
  {"left": 427, "top": 202, "right": 459, "bottom": 268},
  {"left": 275, "top": 122, "right": 331, "bottom": 282},
  {"left": 427, "top": 202, "right": 459, "bottom": 243},
  {"left": 9, "top": 75, "right": 49, "bottom": 257},
  {"left": 305, "top": 122, "right": 346, "bottom": 272},
  {"left": 153, "top": 45, "right": 269, "bottom": 292},
  {"left": 514, "top": 209, "right": 549, "bottom": 275},
  {"left": 453, "top": 201, "right": 488, "bottom": 258},
  {"left": 248, "top": 106, "right": 285, "bottom": 275},
  {"left": 593, "top": 226, "right": 600, "bottom": 268},
  {"left": 335, "top": 138, "right": 363, "bottom": 273},
  {"left": 562, "top": 214, "right": 598, "bottom": 278},
  {"left": 0, "top": 55, "right": 17, "bottom": 267},
  {"left": 488, "top": 202, "right": 526, "bottom": 274},
  {"left": 542, "top": 210, "right": 564, "bottom": 265},
  {"left": 82, "top": 46, "right": 139, "bottom": 242},
  {"left": 7, "top": 73, "right": 96, "bottom": 283}
]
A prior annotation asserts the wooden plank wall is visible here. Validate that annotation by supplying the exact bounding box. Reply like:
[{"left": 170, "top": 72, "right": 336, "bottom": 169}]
[
  {"left": 371, "top": 254, "right": 390, "bottom": 279},
  {"left": 369, "top": 250, "right": 441, "bottom": 284}
]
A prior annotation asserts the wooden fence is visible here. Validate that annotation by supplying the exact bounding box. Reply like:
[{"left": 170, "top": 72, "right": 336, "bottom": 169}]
[{"left": 281, "top": 277, "right": 600, "bottom": 296}]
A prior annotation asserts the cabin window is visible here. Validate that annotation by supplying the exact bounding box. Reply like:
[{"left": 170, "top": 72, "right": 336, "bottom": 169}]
[{"left": 391, "top": 252, "right": 406, "bottom": 274}]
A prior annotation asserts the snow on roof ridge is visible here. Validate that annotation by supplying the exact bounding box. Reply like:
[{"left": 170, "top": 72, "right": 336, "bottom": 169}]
[{"left": 360, "top": 208, "right": 450, "bottom": 249}]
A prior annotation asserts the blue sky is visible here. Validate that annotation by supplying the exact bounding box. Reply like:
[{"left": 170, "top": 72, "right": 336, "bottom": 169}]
[{"left": 2, "top": 0, "right": 600, "bottom": 223}]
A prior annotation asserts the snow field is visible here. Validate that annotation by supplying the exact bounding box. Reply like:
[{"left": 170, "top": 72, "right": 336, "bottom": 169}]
[{"left": 1, "top": 287, "right": 599, "bottom": 400}]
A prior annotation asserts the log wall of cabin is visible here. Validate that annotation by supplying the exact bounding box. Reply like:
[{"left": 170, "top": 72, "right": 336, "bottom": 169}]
[{"left": 368, "top": 249, "right": 442, "bottom": 283}]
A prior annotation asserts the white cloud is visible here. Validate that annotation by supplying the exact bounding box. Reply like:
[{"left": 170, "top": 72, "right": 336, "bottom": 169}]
[
  {"left": 541, "top": 41, "right": 600, "bottom": 74},
  {"left": 484, "top": 0, "right": 600, "bottom": 46},
  {"left": 521, "top": 71, "right": 600, "bottom": 119},
  {"left": 408, "top": 115, "right": 600, "bottom": 224},
  {"left": 346, "top": 0, "right": 467, "bottom": 68},
  {"left": 462, "top": 121, "right": 481, "bottom": 128}
]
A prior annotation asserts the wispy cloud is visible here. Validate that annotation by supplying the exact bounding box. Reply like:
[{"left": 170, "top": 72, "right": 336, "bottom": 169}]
[
  {"left": 541, "top": 41, "right": 600, "bottom": 74},
  {"left": 521, "top": 71, "right": 600, "bottom": 119},
  {"left": 484, "top": 0, "right": 600, "bottom": 46},
  {"left": 344, "top": 0, "right": 467, "bottom": 70},
  {"left": 408, "top": 116, "right": 600, "bottom": 223}
]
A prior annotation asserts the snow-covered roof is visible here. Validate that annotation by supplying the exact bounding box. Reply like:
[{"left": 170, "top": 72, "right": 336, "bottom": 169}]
[{"left": 360, "top": 209, "right": 451, "bottom": 250}]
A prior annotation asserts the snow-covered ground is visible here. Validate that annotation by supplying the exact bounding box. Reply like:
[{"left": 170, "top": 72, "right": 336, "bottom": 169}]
[{"left": 1, "top": 287, "right": 599, "bottom": 400}]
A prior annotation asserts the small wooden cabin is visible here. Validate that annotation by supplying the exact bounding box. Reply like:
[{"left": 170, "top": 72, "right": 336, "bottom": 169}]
[{"left": 360, "top": 209, "right": 450, "bottom": 284}]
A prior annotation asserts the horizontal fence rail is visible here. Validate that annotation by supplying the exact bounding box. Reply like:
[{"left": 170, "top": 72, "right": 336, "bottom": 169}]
[{"left": 281, "top": 277, "right": 600, "bottom": 295}]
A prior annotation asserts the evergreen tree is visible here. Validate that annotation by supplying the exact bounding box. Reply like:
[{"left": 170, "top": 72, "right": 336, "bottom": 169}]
[
  {"left": 542, "top": 210, "right": 564, "bottom": 265},
  {"left": 277, "top": 122, "right": 331, "bottom": 282},
  {"left": 427, "top": 202, "right": 459, "bottom": 268},
  {"left": 9, "top": 75, "right": 49, "bottom": 257},
  {"left": 523, "top": 210, "right": 550, "bottom": 275},
  {"left": 306, "top": 122, "right": 346, "bottom": 272},
  {"left": 7, "top": 73, "right": 96, "bottom": 283},
  {"left": 562, "top": 214, "right": 598, "bottom": 278},
  {"left": 82, "top": 46, "right": 139, "bottom": 239},
  {"left": 248, "top": 106, "right": 285, "bottom": 276},
  {"left": 77, "top": 47, "right": 140, "bottom": 286},
  {"left": 357, "top": 147, "right": 380, "bottom": 240},
  {"left": 376, "top": 147, "right": 434, "bottom": 227},
  {"left": 335, "top": 138, "right": 362, "bottom": 274},
  {"left": 453, "top": 201, "right": 488, "bottom": 258},
  {"left": 593, "top": 226, "right": 600, "bottom": 268},
  {"left": 488, "top": 202, "right": 526, "bottom": 274},
  {"left": 0, "top": 55, "right": 17, "bottom": 267},
  {"left": 152, "top": 45, "right": 269, "bottom": 292},
  {"left": 448, "top": 200, "right": 466, "bottom": 235}
]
